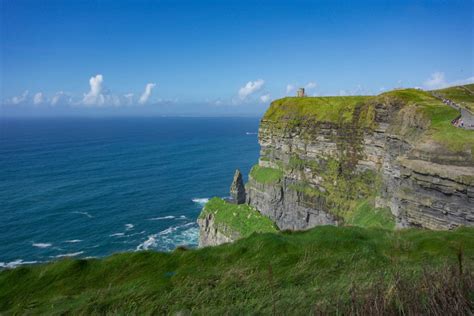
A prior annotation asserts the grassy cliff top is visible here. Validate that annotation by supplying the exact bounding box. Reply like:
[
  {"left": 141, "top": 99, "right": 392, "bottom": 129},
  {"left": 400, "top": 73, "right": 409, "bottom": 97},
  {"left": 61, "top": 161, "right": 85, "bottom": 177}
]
[
  {"left": 263, "top": 95, "right": 371, "bottom": 124},
  {"left": 1, "top": 226, "right": 473, "bottom": 314},
  {"left": 263, "top": 87, "right": 474, "bottom": 155},
  {"left": 433, "top": 84, "right": 474, "bottom": 113},
  {"left": 199, "top": 197, "right": 277, "bottom": 238}
]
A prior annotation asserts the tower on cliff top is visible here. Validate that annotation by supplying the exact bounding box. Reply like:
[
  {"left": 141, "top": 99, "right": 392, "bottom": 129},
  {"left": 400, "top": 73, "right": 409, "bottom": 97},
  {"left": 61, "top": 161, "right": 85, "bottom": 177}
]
[{"left": 297, "top": 88, "right": 305, "bottom": 97}]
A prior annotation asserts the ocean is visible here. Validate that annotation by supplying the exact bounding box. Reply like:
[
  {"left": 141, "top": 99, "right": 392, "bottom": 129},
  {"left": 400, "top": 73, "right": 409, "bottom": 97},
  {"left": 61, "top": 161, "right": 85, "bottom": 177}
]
[{"left": 0, "top": 117, "right": 260, "bottom": 268}]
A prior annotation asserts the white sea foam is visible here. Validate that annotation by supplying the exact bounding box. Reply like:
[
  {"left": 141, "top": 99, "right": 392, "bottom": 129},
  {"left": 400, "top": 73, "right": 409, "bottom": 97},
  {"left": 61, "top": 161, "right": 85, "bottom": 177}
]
[
  {"left": 136, "top": 222, "right": 199, "bottom": 251},
  {"left": 71, "top": 211, "right": 93, "bottom": 218},
  {"left": 64, "top": 239, "right": 82, "bottom": 243},
  {"left": 136, "top": 234, "right": 158, "bottom": 251},
  {"left": 32, "top": 242, "right": 52, "bottom": 248},
  {"left": 192, "top": 198, "right": 209, "bottom": 205},
  {"left": 54, "top": 251, "right": 84, "bottom": 258},
  {"left": 109, "top": 232, "right": 125, "bottom": 237},
  {"left": 0, "top": 259, "right": 39, "bottom": 269},
  {"left": 125, "top": 224, "right": 134, "bottom": 230},
  {"left": 148, "top": 215, "right": 175, "bottom": 220},
  {"left": 179, "top": 215, "right": 187, "bottom": 219},
  {"left": 246, "top": 132, "right": 257, "bottom": 135}
]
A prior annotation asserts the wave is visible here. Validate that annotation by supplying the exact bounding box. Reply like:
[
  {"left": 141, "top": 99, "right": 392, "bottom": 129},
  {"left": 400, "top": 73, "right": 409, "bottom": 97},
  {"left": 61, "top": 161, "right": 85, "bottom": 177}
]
[
  {"left": 53, "top": 251, "right": 84, "bottom": 258},
  {"left": 136, "top": 234, "right": 158, "bottom": 251},
  {"left": 136, "top": 222, "right": 198, "bottom": 251},
  {"left": 64, "top": 239, "right": 82, "bottom": 243},
  {"left": 192, "top": 198, "right": 209, "bottom": 206},
  {"left": 32, "top": 242, "right": 52, "bottom": 248},
  {"left": 109, "top": 232, "right": 125, "bottom": 237},
  {"left": 0, "top": 259, "right": 39, "bottom": 269},
  {"left": 71, "top": 211, "right": 93, "bottom": 218},
  {"left": 148, "top": 215, "right": 175, "bottom": 221},
  {"left": 125, "top": 224, "right": 134, "bottom": 230},
  {"left": 246, "top": 132, "right": 257, "bottom": 135}
]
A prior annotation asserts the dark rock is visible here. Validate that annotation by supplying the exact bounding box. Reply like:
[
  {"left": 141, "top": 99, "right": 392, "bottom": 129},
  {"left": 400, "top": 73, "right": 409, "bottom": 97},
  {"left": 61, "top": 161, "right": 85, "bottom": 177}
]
[{"left": 230, "top": 169, "right": 246, "bottom": 204}]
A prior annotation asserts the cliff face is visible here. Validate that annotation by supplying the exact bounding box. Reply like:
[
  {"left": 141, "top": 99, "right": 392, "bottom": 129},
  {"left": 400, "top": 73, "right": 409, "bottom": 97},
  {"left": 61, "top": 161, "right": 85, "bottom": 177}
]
[
  {"left": 197, "top": 213, "right": 236, "bottom": 247},
  {"left": 246, "top": 90, "right": 474, "bottom": 230},
  {"left": 198, "top": 197, "right": 278, "bottom": 247}
]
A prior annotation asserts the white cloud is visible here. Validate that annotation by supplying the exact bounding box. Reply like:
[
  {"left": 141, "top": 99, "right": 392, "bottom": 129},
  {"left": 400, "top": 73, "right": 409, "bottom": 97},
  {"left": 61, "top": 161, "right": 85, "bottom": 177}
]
[
  {"left": 83, "top": 74, "right": 105, "bottom": 106},
  {"left": 448, "top": 76, "right": 474, "bottom": 86},
  {"left": 260, "top": 94, "right": 271, "bottom": 103},
  {"left": 139, "top": 83, "right": 156, "bottom": 104},
  {"left": 50, "top": 91, "right": 72, "bottom": 105},
  {"left": 33, "top": 92, "right": 44, "bottom": 105},
  {"left": 11, "top": 90, "right": 29, "bottom": 104},
  {"left": 422, "top": 72, "right": 474, "bottom": 90},
  {"left": 238, "top": 79, "right": 264, "bottom": 100},
  {"left": 305, "top": 82, "right": 317, "bottom": 90},
  {"left": 124, "top": 93, "right": 134, "bottom": 105},
  {"left": 423, "top": 72, "right": 446, "bottom": 89},
  {"left": 286, "top": 84, "right": 295, "bottom": 94}
]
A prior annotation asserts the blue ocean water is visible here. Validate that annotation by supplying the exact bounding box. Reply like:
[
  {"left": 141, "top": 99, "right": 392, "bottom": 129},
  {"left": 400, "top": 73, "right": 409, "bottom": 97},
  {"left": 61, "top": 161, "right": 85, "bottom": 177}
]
[{"left": 0, "top": 117, "right": 260, "bottom": 268}]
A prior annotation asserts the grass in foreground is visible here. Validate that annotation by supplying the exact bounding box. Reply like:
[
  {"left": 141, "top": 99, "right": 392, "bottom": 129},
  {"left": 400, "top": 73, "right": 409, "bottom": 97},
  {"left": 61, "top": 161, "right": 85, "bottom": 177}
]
[
  {"left": 199, "top": 197, "right": 278, "bottom": 238},
  {"left": 1, "top": 226, "right": 473, "bottom": 314}
]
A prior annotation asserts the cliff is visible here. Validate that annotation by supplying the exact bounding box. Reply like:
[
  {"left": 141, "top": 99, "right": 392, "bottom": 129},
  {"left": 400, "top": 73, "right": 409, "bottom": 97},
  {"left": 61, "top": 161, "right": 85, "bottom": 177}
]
[
  {"left": 198, "top": 86, "right": 473, "bottom": 246},
  {"left": 197, "top": 197, "right": 277, "bottom": 247},
  {"left": 246, "top": 88, "right": 474, "bottom": 231}
]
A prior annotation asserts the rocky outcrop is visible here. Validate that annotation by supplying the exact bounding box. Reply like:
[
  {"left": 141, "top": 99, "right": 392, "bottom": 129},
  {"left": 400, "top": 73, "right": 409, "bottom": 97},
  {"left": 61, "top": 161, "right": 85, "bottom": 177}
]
[
  {"left": 197, "top": 213, "right": 237, "bottom": 247},
  {"left": 230, "top": 169, "right": 246, "bottom": 204}
]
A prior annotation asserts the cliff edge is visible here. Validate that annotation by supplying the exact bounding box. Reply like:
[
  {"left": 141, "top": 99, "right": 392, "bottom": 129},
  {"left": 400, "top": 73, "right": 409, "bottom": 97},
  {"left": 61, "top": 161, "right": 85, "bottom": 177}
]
[{"left": 199, "top": 86, "right": 474, "bottom": 246}]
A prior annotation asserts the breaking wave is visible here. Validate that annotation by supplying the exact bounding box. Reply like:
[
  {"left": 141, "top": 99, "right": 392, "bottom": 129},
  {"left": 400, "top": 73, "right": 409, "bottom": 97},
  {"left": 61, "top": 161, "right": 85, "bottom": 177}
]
[
  {"left": 0, "top": 259, "right": 39, "bottom": 269},
  {"left": 71, "top": 211, "right": 93, "bottom": 218},
  {"left": 64, "top": 239, "right": 82, "bottom": 243},
  {"left": 53, "top": 251, "right": 84, "bottom": 258},
  {"left": 32, "top": 242, "right": 52, "bottom": 248},
  {"left": 192, "top": 198, "right": 209, "bottom": 206},
  {"left": 136, "top": 222, "right": 199, "bottom": 251}
]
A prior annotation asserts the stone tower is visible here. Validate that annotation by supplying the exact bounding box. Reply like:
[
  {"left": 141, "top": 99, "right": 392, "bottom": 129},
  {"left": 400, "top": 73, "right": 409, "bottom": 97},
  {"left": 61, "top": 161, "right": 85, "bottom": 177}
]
[
  {"left": 297, "top": 88, "right": 305, "bottom": 97},
  {"left": 230, "top": 169, "right": 246, "bottom": 204}
]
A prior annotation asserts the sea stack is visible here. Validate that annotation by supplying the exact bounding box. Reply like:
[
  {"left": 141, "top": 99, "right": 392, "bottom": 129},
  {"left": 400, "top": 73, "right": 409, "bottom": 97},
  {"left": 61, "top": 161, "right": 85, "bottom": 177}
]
[{"left": 230, "top": 169, "right": 246, "bottom": 204}]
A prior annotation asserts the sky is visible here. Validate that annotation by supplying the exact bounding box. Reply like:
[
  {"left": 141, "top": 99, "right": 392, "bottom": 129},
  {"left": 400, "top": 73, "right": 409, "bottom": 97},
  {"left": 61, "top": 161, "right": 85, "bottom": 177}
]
[{"left": 1, "top": 0, "right": 473, "bottom": 117}]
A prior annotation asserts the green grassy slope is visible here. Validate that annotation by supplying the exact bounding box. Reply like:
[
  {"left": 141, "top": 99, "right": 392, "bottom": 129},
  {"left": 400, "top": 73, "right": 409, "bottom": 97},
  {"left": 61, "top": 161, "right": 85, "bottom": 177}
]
[
  {"left": 199, "top": 197, "right": 278, "bottom": 238},
  {"left": 382, "top": 88, "right": 474, "bottom": 153},
  {"left": 433, "top": 84, "right": 474, "bottom": 113},
  {"left": 249, "top": 164, "right": 284, "bottom": 184},
  {"left": 1, "top": 226, "right": 473, "bottom": 314}
]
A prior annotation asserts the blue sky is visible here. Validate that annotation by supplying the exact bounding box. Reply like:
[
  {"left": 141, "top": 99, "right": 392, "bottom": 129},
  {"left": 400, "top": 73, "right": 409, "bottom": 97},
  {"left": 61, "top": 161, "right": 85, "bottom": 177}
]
[{"left": 1, "top": 0, "right": 473, "bottom": 116}]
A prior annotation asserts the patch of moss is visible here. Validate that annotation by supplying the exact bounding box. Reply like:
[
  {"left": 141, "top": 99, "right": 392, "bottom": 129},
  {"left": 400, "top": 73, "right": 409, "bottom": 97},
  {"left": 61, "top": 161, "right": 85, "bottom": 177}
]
[
  {"left": 250, "top": 165, "right": 283, "bottom": 184},
  {"left": 199, "top": 198, "right": 278, "bottom": 238}
]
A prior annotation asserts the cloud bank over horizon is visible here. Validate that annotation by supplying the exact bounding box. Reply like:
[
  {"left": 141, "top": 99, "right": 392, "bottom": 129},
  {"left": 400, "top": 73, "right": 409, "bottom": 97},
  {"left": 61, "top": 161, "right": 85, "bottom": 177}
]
[{"left": 2, "top": 72, "right": 473, "bottom": 115}]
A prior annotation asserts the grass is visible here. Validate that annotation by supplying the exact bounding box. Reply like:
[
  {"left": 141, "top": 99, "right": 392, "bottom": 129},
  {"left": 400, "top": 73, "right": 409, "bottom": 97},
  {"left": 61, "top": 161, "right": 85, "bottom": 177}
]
[
  {"left": 250, "top": 164, "right": 284, "bottom": 184},
  {"left": 383, "top": 88, "right": 474, "bottom": 153},
  {"left": 263, "top": 96, "right": 372, "bottom": 125},
  {"left": 433, "top": 83, "right": 474, "bottom": 113},
  {"left": 199, "top": 197, "right": 278, "bottom": 238},
  {"left": 347, "top": 200, "right": 395, "bottom": 230},
  {"left": 1, "top": 226, "right": 473, "bottom": 314}
]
